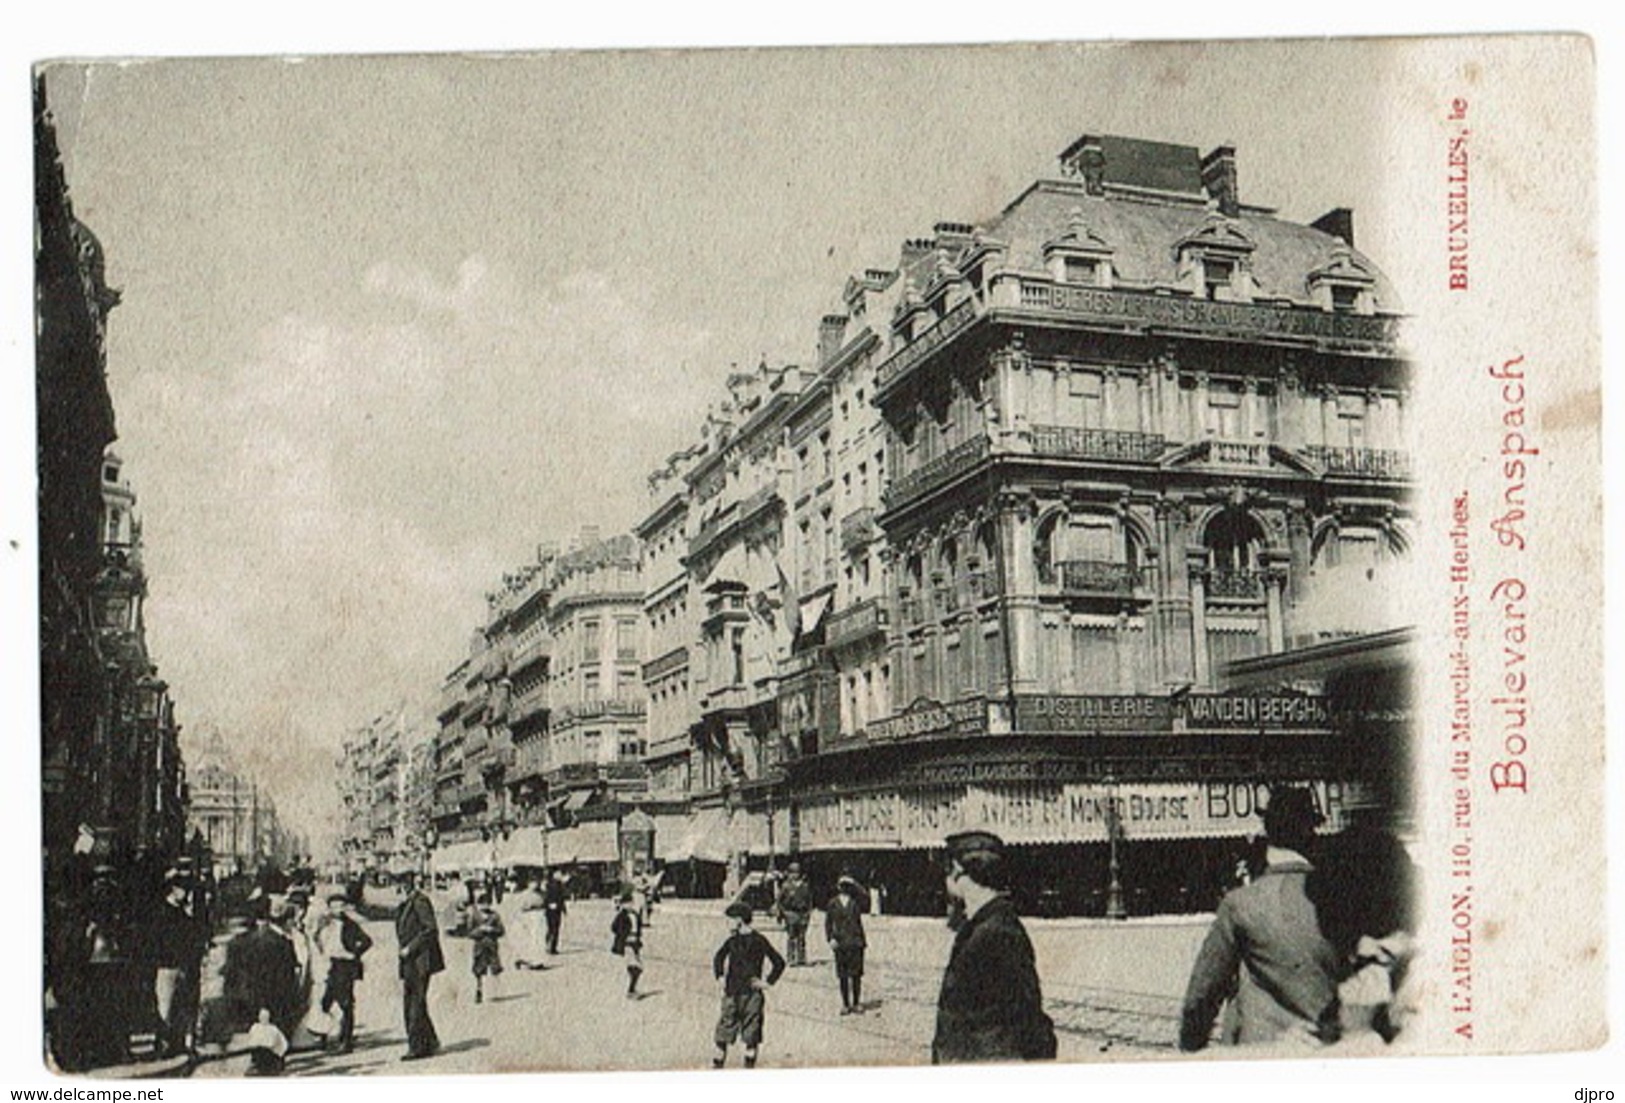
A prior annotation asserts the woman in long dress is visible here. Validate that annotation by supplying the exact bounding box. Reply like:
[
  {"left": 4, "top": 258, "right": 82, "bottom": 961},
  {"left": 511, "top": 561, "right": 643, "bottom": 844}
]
[{"left": 513, "top": 877, "right": 548, "bottom": 969}]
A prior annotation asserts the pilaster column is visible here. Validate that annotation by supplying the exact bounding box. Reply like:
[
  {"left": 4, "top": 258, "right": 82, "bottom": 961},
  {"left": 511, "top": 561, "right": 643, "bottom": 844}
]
[{"left": 1186, "top": 548, "right": 1211, "bottom": 688}]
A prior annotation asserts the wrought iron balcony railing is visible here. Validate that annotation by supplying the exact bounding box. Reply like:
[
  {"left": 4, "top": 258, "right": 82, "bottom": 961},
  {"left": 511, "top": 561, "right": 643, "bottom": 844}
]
[
  {"left": 1300, "top": 445, "right": 1413, "bottom": 480},
  {"left": 1029, "top": 425, "right": 1167, "bottom": 463}
]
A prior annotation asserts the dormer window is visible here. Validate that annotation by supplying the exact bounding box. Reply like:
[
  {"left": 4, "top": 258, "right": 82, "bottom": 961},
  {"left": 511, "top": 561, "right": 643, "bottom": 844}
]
[
  {"left": 1175, "top": 213, "right": 1257, "bottom": 303},
  {"left": 1306, "top": 246, "right": 1378, "bottom": 314},
  {"left": 1044, "top": 207, "right": 1114, "bottom": 288},
  {"left": 1202, "top": 258, "right": 1235, "bottom": 300},
  {"left": 1064, "top": 257, "right": 1099, "bottom": 285}
]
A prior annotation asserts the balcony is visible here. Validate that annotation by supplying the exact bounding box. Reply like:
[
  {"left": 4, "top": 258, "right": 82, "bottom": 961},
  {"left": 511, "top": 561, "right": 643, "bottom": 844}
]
[
  {"left": 1041, "top": 559, "right": 1144, "bottom": 597},
  {"left": 1205, "top": 439, "right": 1271, "bottom": 468},
  {"left": 1030, "top": 425, "right": 1167, "bottom": 464},
  {"left": 1301, "top": 445, "right": 1413, "bottom": 480},
  {"left": 739, "top": 484, "right": 781, "bottom": 525},
  {"left": 553, "top": 696, "right": 646, "bottom": 725},
  {"left": 839, "top": 506, "right": 878, "bottom": 553},
  {"left": 643, "top": 646, "right": 690, "bottom": 682},
  {"left": 826, "top": 598, "right": 887, "bottom": 649},
  {"left": 1006, "top": 274, "right": 1402, "bottom": 353},
  {"left": 510, "top": 685, "right": 549, "bottom": 724},
  {"left": 882, "top": 435, "right": 990, "bottom": 511},
  {"left": 875, "top": 296, "right": 980, "bottom": 393},
  {"left": 1203, "top": 567, "right": 1269, "bottom": 602}
]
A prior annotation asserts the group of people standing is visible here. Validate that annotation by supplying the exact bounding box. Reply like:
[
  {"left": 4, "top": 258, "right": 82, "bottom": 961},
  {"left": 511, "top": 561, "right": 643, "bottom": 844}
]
[{"left": 221, "top": 886, "right": 375, "bottom": 1073}]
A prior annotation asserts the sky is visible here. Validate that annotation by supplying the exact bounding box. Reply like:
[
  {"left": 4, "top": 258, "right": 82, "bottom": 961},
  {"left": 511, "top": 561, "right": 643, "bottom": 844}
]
[{"left": 37, "top": 41, "right": 1445, "bottom": 849}]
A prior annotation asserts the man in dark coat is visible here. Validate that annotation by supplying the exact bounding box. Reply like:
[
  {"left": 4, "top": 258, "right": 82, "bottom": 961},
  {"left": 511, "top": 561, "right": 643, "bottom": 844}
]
[
  {"left": 542, "top": 869, "right": 568, "bottom": 955},
  {"left": 147, "top": 872, "right": 211, "bottom": 1057},
  {"left": 776, "top": 863, "right": 813, "bottom": 966},
  {"left": 224, "top": 901, "right": 302, "bottom": 1039},
  {"left": 932, "top": 831, "right": 1057, "bottom": 1064},
  {"left": 824, "top": 875, "right": 868, "bottom": 1014},
  {"left": 395, "top": 874, "right": 444, "bottom": 1061}
]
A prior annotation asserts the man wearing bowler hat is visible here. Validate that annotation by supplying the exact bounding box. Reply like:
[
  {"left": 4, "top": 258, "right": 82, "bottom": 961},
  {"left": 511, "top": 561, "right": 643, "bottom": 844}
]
[
  {"left": 395, "top": 872, "right": 444, "bottom": 1061},
  {"left": 931, "top": 831, "right": 1056, "bottom": 1063},
  {"left": 1179, "top": 785, "right": 1342, "bottom": 1051}
]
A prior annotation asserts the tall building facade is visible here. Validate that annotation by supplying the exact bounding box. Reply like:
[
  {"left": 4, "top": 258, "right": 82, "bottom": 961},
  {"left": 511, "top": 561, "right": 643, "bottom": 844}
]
[
  {"left": 37, "top": 74, "right": 190, "bottom": 907},
  {"left": 782, "top": 134, "right": 1411, "bottom": 914},
  {"left": 386, "top": 131, "right": 1411, "bottom": 916}
]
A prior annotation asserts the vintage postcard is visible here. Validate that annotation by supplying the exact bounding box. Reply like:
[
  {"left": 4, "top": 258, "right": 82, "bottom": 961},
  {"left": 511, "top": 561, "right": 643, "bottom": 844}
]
[{"left": 28, "top": 34, "right": 1601, "bottom": 1081}]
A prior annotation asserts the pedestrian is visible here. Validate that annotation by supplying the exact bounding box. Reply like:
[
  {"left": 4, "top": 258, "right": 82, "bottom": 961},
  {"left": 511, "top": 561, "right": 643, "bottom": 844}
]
[
  {"left": 932, "top": 831, "right": 1057, "bottom": 1064},
  {"left": 1179, "top": 786, "right": 1343, "bottom": 1052},
  {"left": 609, "top": 890, "right": 645, "bottom": 999},
  {"left": 314, "top": 892, "right": 372, "bottom": 1054},
  {"left": 284, "top": 887, "right": 320, "bottom": 1049},
  {"left": 824, "top": 875, "right": 868, "bottom": 1015},
  {"left": 514, "top": 877, "right": 548, "bottom": 970},
  {"left": 776, "top": 862, "right": 813, "bottom": 967},
  {"left": 245, "top": 1008, "right": 290, "bottom": 1077},
  {"left": 468, "top": 893, "right": 505, "bottom": 1005},
  {"left": 543, "top": 869, "right": 568, "bottom": 955},
  {"left": 225, "top": 898, "right": 302, "bottom": 1041},
  {"left": 395, "top": 872, "right": 445, "bottom": 1061},
  {"left": 1307, "top": 806, "right": 1421, "bottom": 1044},
  {"left": 148, "top": 870, "right": 210, "bottom": 1058},
  {"left": 711, "top": 902, "right": 785, "bottom": 1069}
]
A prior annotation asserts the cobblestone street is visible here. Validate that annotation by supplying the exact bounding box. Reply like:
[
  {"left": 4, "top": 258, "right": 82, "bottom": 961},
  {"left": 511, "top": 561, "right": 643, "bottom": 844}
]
[{"left": 187, "top": 895, "right": 1206, "bottom": 1076}]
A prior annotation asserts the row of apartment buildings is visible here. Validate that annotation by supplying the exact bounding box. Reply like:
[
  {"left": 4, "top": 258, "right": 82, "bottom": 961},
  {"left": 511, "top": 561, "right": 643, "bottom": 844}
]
[{"left": 356, "top": 133, "right": 1416, "bottom": 915}]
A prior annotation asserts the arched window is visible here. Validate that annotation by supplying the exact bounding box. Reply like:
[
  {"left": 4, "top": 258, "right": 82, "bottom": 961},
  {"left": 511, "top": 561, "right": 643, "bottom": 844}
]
[
  {"left": 1203, "top": 510, "right": 1265, "bottom": 573},
  {"left": 1034, "top": 513, "right": 1060, "bottom": 583},
  {"left": 937, "top": 538, "right": 960, "bottom": 612}
]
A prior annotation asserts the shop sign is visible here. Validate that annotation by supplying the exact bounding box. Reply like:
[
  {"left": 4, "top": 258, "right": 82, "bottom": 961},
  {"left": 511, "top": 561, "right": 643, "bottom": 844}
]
[
  {"left": 1015, "top": 694, "right": 1175, "bottom": 734},
  {"left": 798, "top": 777, "right": 1368, "bottom": 850},
  {"left": 1182, "top": 691, "right": 1332, "bottom": 730},
  {"left": 868, "top": 696, "right": 986, "bottom": 743},
  {"left": 798, "top": 792, "right": 901, "bottom": 849}
]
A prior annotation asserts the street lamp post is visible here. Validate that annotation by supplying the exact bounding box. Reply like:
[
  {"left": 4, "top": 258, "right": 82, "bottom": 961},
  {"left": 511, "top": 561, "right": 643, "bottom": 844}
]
[{"left": 1104, "top": 777, "right": 1127, "bottom": 920}]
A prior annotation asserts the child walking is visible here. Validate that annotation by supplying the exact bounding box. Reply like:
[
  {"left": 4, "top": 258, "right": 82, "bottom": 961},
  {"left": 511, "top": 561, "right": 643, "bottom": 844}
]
[
  {"left": 824, "top": 875, "right": 869, "bottom": 1015},
  {"left": 710, "top": 903, "right": 785, "bottom": 1069},
  {"left": 609, "top": 889, "right": 645, "bottom": 998},
  {"left": 468, "top": 894, "right": 505, "bottom": 1005}
]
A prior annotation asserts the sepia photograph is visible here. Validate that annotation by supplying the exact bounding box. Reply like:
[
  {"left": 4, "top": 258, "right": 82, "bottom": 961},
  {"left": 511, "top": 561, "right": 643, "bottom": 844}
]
[{"left": 22, "top": 27, "right": 1605, "bottom": 1090}]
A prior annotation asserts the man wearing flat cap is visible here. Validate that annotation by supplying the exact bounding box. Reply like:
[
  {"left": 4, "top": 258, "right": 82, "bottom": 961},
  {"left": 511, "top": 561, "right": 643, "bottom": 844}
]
[
  {"left": 710, "top": 902, "right": 785, "bottom": 1068},
  {"left": 1179, "top": 785, "right": 1342, "bottom": 1051},
  {"left": 932, "top": 831, "right": 1057, "bottom": 1063}
]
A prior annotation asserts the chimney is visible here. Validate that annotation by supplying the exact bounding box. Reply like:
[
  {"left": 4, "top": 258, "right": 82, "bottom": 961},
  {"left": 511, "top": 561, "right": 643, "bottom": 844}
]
[
  {"left": 1311, "top": 207, "right": 1356, "bottom": 248},
  {"left": 1200, "top": 145, "right": 1239, "bottom": 218},
  {"left": 1059, "top": 135, "right": 1107, "bottom": 196},
  {"left": 818, "top": 314, "right": 848, "bottom": 365}
]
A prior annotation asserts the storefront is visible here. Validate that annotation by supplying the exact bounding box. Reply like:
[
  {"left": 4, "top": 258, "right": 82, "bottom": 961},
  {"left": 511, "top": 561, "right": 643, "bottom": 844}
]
[{"left": 781, "top": 687, "right": 1374, "bottom": 916}]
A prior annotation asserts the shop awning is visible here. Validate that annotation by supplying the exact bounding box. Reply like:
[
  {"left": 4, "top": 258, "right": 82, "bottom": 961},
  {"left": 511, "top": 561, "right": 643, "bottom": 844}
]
[
  {"left": 430, "top": 839, "right": 486, "bottom": 873},
  {"left": 562, "top": 790, "right": 595, "bottom": 813},
  {"left": 659, "top": 807, "right": 730, "bottom": 863},
  {"left": 504, "top": 825, "right": 550, "bottom": 867},
  {"left": 736, "top": 804, "right": 793, "bottom": 857},
  {"left": 546, "top": 820, "right": 619, "bottom": 864}
]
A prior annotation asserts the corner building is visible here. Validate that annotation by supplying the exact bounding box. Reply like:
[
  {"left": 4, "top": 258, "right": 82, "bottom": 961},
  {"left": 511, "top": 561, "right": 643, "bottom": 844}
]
[{"left": 781, "top": 135, "right": 1413, "bottom": 916}]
